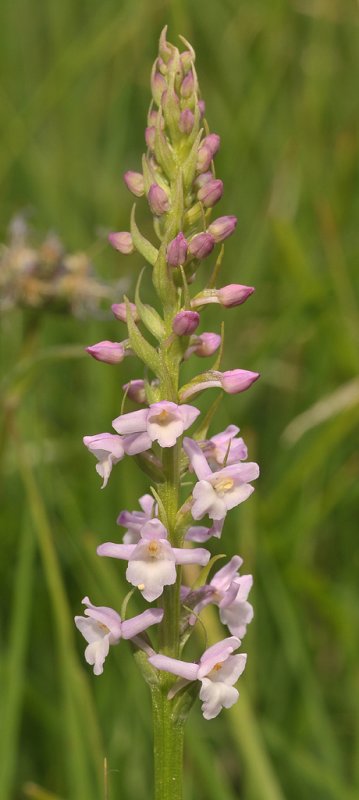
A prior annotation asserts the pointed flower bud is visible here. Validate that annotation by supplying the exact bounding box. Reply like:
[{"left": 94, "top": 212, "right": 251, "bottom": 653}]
[
  {"left": 145, "top": 126, "right": 156, "bottom": 150},
  {"left": 188, "top": 232, "right": 215, "bottom": 260},
  {"left": 179, "top": 109, "right": 195, "bottom": 134},
  {"left": 108, "top": 232, "right": 134, "bottom": 254},
  {"left": 179, "top": 369, "right": 260, "bottom": 401},
  {"left": 184, "top": 332, "right": 221, "bottom": 359},
  {"left": 208, "top": 215, "right": 237, "bottom": 242},
  {"left": 197, "top": 178, "right": 223, "bottom": 208},
  {"left": 166, "top": 232, "right": 188, "bottom": 266},
  {"left": 123, "top": 171, "right": 145, "bottom": 197},
  {"left": 173, "top": 310, "right": 200, "bottom": 336},
  {"left": 191, "top": 284, "right": 255, "bottom": 309},
  {"left": 148, "top": 183, "right": 170, "bottom": 216},
  {"left": 180, "top": 70, "right": 195, "bottom": 98},
  {"left": 198, "top": 99, "right": 206, "bottom": 117},
  {"left": 122, "top": 379, "right": 147, "bottom": 404},
  {"left": 111, "top": 301, "right": 140, "bottom": 323},
  {"left": 195, "top": 171, "right": 213, "bottom": 189},
  {"left": 197, "top": 134, "right": 221, "bottom": 172},
  {"left": 86, "top": 340, "right": 130, "bottom": 365},
  {"left": 151, "top": 69, "right": 167, "bottom": 106}
]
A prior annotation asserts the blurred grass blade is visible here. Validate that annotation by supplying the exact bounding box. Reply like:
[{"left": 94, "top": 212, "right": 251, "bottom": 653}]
[{"left": 0, "top": 519, "right": 36, "bottom": 800}]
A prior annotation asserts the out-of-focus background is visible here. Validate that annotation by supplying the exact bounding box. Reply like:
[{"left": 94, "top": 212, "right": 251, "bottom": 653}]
[{"left": 1, "top": 1, "right": 358, "bottom": 799}]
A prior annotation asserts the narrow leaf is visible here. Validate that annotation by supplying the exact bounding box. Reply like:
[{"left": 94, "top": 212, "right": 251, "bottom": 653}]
[{"left": 130, "top": 204, "right": 158, "bottom": 266}]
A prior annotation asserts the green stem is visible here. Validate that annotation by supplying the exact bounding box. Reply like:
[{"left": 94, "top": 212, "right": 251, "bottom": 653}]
[
  {"left": 151, "top": 309, "right": 187, "bottom": 797},
  {"left": 152, "top": 688, "right": 185, "bottom": 800}
]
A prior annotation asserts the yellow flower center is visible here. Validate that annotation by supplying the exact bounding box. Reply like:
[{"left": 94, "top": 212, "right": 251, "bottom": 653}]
[
  {"left": 155, "top": 409, "right": 169, "bottom": 422},
  {"left": 214, "top": 477, "right": 234, "bottom": 494},
  {"left": 148, "top": 539, "right": 159, "bottom": 555},
  {"left": 213, "top": 662, "right": 223, "bottom": 672}
]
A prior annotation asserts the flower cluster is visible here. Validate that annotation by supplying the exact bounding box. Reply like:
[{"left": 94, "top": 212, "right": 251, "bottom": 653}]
[{"left": 76, "top": 28, "right": 259, "bottom": 721}]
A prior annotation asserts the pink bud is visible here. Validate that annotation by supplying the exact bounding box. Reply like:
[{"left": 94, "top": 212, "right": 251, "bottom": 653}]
[
  {"left": 180, "top": 70, "right": 194, "bottom": 98},
  {"left": 123, "top": 171, "right": 145, "bottom": 197},
  {"left": 197, "top": 134, "right": 220, "bottom": 172},
  {"left": 188, "top": 232, "right": 215, "bottom": 260},
  {"left": 173, "top": 310, "right": 200, "bottom": 336},
  {"left": 151, "top": 71, "right": 167, "bottom": 105},
  {"left": 145, "top": 126, "right": 156, "bottom": 150},
  {"left": 166, "top": 232, "right": 188, "bottom": 266},
  {"left": 86, "top": 341, "right": 126, "bottom": 365},
  {"left": 185, "top": 332, "right": 221, "bottom": 359},
  {"left": 208, "top": 215, "right": 237, "bottom": 242},
  {"left": 221, "top": 370, "right": 260, "bottom": 394},
  {"left": 195, "top": 171, "right": 213, "bottom": 189},
  {"left": 197, "top": 178, "right": 223, "bottom": 208},
  {"left": 217, "top": 284, "right": 255, "bottom": 308},
  {"left": 108, "top": 232, "right": 134, "bottom": 254},
  {"left": 196, "top": 145, "right": 213, "bottom": 173},
  {"left": 148, "top": 183, "right": 170, "bottom": 216},
  {"left": 191, "top": 284, "right": 254, "bottom": 309},
  {"left": 123, "top": 379, "right": 146, "bottom": 404},
  {"left": 111, "top": 302, "right": 140, "bottom": 323},
  {"left": 179, "top": 109, "right": 195, "bottom": 134},
  {"left": 198, "top": 99, "right": 206, "bottom": 118}
]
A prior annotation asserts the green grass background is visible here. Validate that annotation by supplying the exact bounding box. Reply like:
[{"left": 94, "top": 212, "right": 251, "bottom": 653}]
[{"left": 1, "top": 0, "right": 358, "bottom": 798}]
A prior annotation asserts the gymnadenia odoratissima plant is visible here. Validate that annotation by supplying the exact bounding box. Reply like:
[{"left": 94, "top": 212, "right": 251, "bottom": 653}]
[{"left": 75, "top": 26, "right": 260, "bottom": 800}]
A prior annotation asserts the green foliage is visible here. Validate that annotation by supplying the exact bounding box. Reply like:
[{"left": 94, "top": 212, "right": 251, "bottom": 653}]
[{"left": 1, "top": 0, "right": 358, "bottom": 799}]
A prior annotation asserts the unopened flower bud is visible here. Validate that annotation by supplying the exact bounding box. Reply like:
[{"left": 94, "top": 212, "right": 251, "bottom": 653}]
[
  {"left": 172, "top": 310, "right": 200, "bottom": 336},
  {"left": 166, "top": 232, "right": 188, "bottom": 266},
  {"left": 217, "top": 284, "right": 255, "bottom": 308},
  {"left": 179, "top": 369, "right": 260, "bottom": 401},
  {"left": 208, "top": 215, "right": 237, "bottom": 242},
  {"left": 197, "top": 134, "right": 221, "bottom": 172},
  {"left": 145, "top": 126, "right": 156, "bottom": 150},
  {"left": 198, "top": 99, "right": 206, "bottom": 118},
  {"left": 191, "top": 284, "right": 254, "bottom": 309},
  {"left": 108, "top": 232, "right": 134, "bottom": 254},
  {"left": 86, "top": 340, "right": 128, "bottom": 365},
  {"left": 148, "top": 183, "right": 170, "bottom": 216},
  {"left": 151, "top": 70, "right": 167, "bottom": 106},
  {"left": 123, "top": 379, "right": 146, "bottom": 404},
  {"left": 179, "top": 109, "right": 195, "bottom": 134},
  {"left": 111, "top": 301, "right": 140, "bottom": 322},
  {"left": 188, "top": 232, "right": 215, "bottom": 260},
  {"left": 123, "top": 171, "right": 145, "bottom": 197},
  {"left": 221, "top": 370, "right": 260, "bottom": 394},
  {"left": 195, "top": 171, "right": 213, "bottom": 189},
  {"left": 198, "top": 178, "right": 223, "bottom": 208},
  {"left": 181, "top": 70, "right": 195, "bottom": 98},
  {"left": 185, "top": 332, "right": 221, "bottom": 359}
]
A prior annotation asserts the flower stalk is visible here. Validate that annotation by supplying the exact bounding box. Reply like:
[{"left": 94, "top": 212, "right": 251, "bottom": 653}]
[{"left": 76, "top": 26, "right": 260, "bottom": 800}]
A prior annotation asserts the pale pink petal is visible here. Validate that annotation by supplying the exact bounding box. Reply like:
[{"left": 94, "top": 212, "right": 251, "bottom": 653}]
[
  {"left": 149, "top": 654, "right": 198, "bottom": 681},
  {"left": 97, "top": 542, "right": 136, "bottom": 560},
  {"left": 173, "top": 547, "right": 210, "bottom": 566},
  {"left": 121, "top": 608, "right": 164, "bottom": 639},
  {"left": 112, "top": 409, "right": 148, "bottom": 435},
  {"left": 183, "top": 437, "right": 211, "bottom": 480}
]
